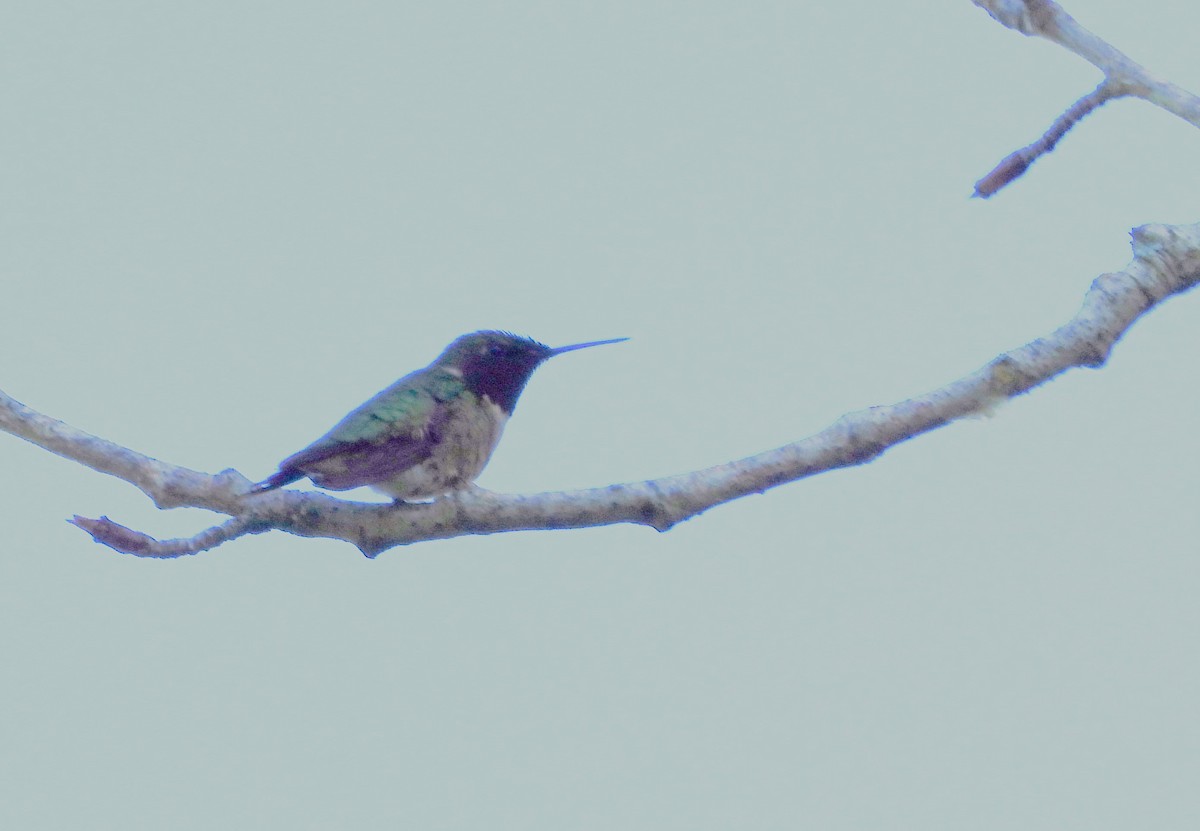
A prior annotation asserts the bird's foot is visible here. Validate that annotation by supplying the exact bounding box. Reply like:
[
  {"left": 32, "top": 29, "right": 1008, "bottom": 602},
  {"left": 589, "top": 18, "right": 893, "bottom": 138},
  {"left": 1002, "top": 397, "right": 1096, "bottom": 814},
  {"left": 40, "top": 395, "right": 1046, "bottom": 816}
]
[{"left": 443, "top": 484, "right": 494, "bottom": 504}]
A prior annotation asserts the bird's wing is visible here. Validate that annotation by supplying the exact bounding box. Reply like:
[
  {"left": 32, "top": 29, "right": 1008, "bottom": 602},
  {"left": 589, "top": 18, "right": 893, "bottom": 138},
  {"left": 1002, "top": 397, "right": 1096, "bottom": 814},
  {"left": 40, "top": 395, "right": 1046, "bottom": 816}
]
[{"left": 271, "top": 371, "right": 462, "bottom": 491}]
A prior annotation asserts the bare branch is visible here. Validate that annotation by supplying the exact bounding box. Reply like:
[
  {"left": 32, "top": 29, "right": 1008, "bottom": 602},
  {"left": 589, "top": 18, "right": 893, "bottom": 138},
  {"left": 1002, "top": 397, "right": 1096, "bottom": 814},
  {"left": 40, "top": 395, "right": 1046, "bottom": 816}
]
[
  {"left": 70, "top": 515, "right": 265, "bottom": 558},
  {"left": 5, "top": 223, "right": 1199, "bottom": 557},
  {"left": 972, "top": 0, "right": 1200, "bottom": 195},
  {"left": 973, "top": 81, "right": 1120, "bottom": 198},
  {"left": 0, "top": 393, "right": 244, "bottom": 515}
]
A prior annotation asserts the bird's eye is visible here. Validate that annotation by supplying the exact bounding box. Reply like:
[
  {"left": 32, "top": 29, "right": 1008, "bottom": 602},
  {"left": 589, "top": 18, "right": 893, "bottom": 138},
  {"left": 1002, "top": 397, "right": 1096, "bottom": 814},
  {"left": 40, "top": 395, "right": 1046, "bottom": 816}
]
[{"left": 488, "top": 344, "right": 505, "bottom": 356}]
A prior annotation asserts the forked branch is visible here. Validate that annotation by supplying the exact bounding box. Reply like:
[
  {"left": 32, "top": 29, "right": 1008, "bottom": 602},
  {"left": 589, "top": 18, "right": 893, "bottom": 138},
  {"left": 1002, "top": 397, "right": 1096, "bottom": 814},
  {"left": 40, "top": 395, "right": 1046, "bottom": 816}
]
[
  {"left": 972, "top": 0, "right": 1200, "bottom": 196},
  {"left": 4, "top": 224, "right": 1199, "bottom": 558}
]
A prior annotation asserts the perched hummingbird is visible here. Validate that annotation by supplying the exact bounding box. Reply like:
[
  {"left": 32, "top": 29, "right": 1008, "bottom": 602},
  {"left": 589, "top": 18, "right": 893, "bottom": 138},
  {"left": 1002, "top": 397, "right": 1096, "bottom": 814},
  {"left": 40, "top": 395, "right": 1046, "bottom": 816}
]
[{"left": 250, "top": 331, "right": 627, "bottom": 500}]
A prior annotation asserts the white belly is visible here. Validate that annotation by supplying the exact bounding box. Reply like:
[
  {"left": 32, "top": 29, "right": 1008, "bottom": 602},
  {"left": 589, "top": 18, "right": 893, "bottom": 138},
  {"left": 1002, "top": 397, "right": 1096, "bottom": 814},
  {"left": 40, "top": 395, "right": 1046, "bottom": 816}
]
[{"left": 371, "top": 397, "right": 507, "bottom": 500}]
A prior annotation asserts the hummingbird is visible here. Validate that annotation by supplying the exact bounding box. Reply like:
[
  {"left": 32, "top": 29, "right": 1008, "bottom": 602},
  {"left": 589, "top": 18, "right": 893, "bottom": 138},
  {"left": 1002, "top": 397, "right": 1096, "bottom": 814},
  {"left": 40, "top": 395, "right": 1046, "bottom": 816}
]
[{"left": 250, "top": 331, "right": 627, "bottom": 500}]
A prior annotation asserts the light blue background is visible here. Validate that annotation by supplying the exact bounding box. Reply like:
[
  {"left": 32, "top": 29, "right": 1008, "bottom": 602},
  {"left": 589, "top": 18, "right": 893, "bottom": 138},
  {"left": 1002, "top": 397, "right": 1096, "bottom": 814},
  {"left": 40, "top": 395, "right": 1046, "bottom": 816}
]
[{"left": 4, "top": 2, "right": 1200, "bottom": 828}]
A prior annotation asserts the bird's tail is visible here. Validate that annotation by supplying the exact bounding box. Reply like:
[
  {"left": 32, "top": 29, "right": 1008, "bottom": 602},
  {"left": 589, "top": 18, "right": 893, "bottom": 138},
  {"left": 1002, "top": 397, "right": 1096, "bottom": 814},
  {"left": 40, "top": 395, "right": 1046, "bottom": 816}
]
[{"left": 247, "top": 467, "right": 303, "bottom": 494}]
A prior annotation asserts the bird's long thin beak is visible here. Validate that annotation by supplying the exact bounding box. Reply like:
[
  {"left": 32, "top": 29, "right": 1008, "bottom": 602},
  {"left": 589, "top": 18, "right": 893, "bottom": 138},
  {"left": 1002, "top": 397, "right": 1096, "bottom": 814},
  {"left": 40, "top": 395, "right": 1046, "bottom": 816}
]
[{"left": 548, "top": 337, "right": 629, "bottom": 357}]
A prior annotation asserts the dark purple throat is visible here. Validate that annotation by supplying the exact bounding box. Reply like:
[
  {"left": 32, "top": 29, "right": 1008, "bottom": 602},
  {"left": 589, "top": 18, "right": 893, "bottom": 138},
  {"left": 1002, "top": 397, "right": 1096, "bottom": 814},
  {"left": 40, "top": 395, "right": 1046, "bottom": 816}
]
[{"left": 460, "top": 348, "right": 549, "bottom": 414}]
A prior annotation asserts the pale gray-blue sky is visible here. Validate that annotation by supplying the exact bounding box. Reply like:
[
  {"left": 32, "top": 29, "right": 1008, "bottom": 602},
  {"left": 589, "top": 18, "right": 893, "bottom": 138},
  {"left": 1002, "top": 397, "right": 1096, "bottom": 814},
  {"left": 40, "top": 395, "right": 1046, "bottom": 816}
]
[{"left": 4, "top": 2, "right": 1200, "bottom": 828}]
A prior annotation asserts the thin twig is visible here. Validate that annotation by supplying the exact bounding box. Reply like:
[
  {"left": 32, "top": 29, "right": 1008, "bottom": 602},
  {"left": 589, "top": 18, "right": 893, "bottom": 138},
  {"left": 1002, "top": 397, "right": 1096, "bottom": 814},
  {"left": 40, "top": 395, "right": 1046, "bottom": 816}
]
[
  {"left": 70, "top": 515, "right": 265, "bottom": 558},
  {"left": 973, "top": 81, "right": 1121, "bottom": 198}
]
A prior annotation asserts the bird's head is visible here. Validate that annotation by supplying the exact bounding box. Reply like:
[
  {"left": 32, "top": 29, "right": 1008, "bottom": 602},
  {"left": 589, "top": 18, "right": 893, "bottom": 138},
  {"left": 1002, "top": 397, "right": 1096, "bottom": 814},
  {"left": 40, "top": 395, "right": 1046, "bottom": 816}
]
[{"left": 436, "top": 330, "right": 627, "bottom": 414}]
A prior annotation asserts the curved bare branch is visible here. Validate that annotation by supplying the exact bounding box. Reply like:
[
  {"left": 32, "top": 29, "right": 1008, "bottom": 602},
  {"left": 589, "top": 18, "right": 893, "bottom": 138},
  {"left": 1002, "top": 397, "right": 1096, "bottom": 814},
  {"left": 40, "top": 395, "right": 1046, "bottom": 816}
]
[{"left": 5, "top": 223, "right": 1199, "bottom": 558}]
